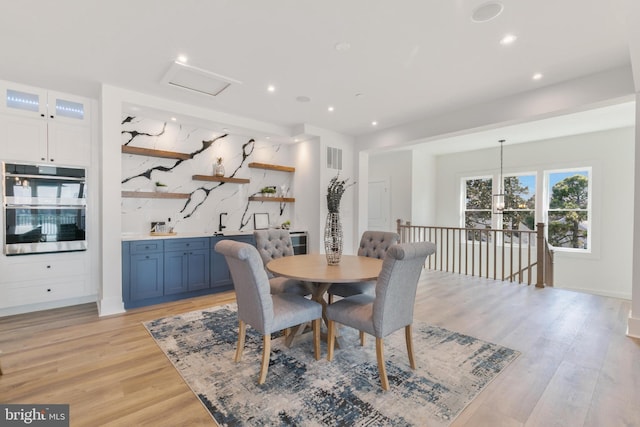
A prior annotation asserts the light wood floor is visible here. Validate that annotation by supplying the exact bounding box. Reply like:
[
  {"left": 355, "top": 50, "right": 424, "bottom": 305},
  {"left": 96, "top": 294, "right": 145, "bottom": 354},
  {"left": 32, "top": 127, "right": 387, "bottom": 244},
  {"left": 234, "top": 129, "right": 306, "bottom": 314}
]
[{"left": 1, "top": 271, "right": 639, "bottom": 426}]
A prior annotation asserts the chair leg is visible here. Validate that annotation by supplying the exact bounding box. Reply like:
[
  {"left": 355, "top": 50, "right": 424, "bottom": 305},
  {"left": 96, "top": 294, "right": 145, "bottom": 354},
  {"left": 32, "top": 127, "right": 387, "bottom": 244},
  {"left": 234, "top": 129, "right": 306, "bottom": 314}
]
[
  {"left": 405, "top": 324, "right": 416, "bottom": 370},
  {"left": 258, "top": 334, "right": 271, "bottom": 385},
  {"left": 328, "top": 293, "right": 334, "bottom": 304},
  {"left": 327, "top": 320, "right": 335, "bottom": 361},
  {"left": 234, "top": 319, "right": 246, "bottom": 362},
  {"left": 376, "top": 337, "right": 389, "bottom": 391},
  {"left": 359, "top": 331, "right": 366, "bottom": 346},
  {"left": 313, "top": 319, "right": 321, "bottom": 360}
]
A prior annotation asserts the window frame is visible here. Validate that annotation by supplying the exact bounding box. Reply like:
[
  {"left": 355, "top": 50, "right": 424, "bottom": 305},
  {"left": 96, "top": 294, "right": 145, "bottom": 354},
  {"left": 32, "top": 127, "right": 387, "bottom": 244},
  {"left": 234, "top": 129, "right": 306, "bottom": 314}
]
[
  {"left": 544, "top": 167, "right": 592, "bottom": 253},
  {"left": 461, "top": 175, "right": 493, "bottom": 232}
]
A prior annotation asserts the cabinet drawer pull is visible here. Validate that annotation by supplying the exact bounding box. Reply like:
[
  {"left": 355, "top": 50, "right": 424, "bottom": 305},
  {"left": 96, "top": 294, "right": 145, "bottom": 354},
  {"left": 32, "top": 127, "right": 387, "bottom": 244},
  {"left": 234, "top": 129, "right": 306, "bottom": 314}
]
[
  {"left": 46, "top": 265, "right": 51, "bottom": 269},
  {"left": 47, "top": 288, "right": 52, "bottom": 292}
]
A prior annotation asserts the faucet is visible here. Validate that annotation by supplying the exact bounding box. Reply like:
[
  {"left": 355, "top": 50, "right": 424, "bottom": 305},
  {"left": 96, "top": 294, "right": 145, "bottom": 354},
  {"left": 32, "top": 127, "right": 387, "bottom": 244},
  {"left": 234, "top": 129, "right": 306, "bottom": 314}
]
[{"left": 219, "top": 212, "right": 227, "bottom": 232}]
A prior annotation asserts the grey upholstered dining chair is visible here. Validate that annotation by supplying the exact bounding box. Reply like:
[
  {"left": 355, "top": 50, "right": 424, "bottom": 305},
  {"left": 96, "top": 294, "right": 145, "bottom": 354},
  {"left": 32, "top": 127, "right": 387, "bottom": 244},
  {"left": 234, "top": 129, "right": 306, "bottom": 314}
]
[
  {"left": 326, "top": 241, "right": 436, "bottom": 391},
  {"left": 214, "top": 239, "right": 322, "bottom": 385},
  {"left": 254, "top": 229, "right": 312, "bottom": 296},
  {"left": 327, "top": 230, "right": 400, "bottom": 303}
]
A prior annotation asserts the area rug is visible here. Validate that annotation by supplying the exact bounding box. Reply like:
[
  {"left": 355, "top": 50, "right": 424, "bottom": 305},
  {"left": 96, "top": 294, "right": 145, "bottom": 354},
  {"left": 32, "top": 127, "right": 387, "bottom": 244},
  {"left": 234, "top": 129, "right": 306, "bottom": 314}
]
[{"left": 144, "top": 304, "right": 519, "bottom": 426}]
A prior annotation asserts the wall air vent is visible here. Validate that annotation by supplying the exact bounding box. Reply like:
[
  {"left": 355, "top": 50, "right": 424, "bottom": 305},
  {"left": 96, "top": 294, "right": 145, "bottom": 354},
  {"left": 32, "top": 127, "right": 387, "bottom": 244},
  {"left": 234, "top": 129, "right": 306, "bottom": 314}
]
[
  {"left": 161, "top": 61, "right": 242, "bottom": 97},
  {"left": 327, "top": 146, "right": 342, "bottom": 170}
]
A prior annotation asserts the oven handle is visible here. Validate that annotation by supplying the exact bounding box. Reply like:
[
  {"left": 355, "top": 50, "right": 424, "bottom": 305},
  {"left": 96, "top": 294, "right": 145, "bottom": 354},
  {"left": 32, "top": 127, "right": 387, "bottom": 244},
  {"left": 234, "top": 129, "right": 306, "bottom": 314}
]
[
  {"left": 5, "top": 204, "right": 86, "bottom": 209},
  {"left": 3, "top": 173, "right": 85, "bottom": 182}
]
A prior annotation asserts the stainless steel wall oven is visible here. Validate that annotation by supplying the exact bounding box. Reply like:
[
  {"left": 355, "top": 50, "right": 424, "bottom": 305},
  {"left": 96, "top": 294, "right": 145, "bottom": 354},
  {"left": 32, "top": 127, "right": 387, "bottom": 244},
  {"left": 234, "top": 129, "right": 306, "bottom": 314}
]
[{"left": 2, "top": 162, "right": 87, "bottom": 255}]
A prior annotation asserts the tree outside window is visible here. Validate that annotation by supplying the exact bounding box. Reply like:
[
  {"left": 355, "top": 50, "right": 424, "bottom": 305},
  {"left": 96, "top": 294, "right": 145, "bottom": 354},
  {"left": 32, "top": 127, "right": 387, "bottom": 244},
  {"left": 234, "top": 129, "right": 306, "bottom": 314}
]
[
  {"left": 502, "top": 174, "right": 536, "bottom": 245},
  {"left": 546, "top": 170, "right": 590, "bottom": 250},
  {"left": 464, "top": 177, "right": 492, "bottom": 241}
]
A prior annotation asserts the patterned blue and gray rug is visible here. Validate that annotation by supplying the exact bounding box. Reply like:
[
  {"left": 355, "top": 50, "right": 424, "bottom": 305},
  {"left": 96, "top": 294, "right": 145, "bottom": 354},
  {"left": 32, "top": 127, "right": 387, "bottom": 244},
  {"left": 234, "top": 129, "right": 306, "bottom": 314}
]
[{"left": 144, "top": 304, "right": 519, "bottom": 426}]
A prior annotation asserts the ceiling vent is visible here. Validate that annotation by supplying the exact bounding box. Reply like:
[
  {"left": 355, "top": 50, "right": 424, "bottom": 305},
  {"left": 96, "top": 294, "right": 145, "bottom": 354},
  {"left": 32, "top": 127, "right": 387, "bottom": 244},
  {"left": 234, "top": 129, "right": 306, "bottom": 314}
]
[{"left": 161, "top": 61, "right": 241, "bottom": 97}]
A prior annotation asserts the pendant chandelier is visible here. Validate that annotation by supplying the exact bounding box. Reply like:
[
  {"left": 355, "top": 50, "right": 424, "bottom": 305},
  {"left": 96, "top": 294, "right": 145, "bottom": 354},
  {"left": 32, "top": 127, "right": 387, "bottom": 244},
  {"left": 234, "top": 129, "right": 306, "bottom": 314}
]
[{"left": 492, "top": 139, "right": 506, "bottom": 214}]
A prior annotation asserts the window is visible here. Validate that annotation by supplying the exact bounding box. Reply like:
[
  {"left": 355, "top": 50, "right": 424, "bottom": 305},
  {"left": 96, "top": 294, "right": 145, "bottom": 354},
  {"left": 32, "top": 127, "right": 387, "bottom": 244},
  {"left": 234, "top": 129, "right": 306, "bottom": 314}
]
[
  {"left": 545, "top": 169, "right": 591, "bottom": 251},
  {"left": 463, "top": 177, "right": 492, "bottom": 240},
  {"left": 461, "top": 167, "right": 591, "bottom": 252},
  {"left": 502, "top": 174, "right": 536, "bottom": 245}
]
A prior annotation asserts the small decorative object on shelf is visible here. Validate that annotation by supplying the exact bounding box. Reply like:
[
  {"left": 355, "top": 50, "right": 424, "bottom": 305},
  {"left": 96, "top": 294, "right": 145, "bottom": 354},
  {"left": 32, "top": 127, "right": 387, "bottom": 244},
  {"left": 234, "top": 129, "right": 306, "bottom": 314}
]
[
  {"left": 260, "top": 186, "right": 277, "bottom": 197},
  {"left": 281, "top": 220, "right": 291, "bottom": 230},
  {"left": 214, "top": 157, "right": 225, "bottom": 177},
  {"left": 324, "top": 174, "right": 355, "bottom": 265},
  {"left": 155, "top": 181, "right": 169, "bottom": 193}
]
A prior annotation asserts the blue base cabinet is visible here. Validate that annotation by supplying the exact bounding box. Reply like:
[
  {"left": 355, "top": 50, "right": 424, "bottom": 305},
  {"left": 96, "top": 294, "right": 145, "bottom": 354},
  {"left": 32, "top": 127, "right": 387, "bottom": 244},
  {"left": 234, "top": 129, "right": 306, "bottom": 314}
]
[
  {"left": 122, "top": 235, "right": 260, "bottom": 309},
  {"left": 210, "top": 235, "right": 255, "bottom": 290},
  {"left": 164, "top": 238, "right": 210, "bottom": 295}
]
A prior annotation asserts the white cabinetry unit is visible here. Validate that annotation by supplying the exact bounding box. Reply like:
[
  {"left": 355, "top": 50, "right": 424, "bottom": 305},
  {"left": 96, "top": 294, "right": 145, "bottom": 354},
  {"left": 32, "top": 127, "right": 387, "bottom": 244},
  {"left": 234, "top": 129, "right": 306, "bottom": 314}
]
[
  {"left": 0, "top": 251, "right": 95, "bottom": 315},
  {"left": 0, "top": 81, "right": 91, "bottom": 166}
]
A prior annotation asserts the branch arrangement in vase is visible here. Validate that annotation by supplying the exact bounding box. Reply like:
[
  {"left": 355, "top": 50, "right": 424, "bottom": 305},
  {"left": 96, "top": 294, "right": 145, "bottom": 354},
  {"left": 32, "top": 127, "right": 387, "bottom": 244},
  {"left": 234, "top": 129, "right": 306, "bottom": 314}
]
[{"left": 326, "top": 174, "right": 355, "bottom": 213}]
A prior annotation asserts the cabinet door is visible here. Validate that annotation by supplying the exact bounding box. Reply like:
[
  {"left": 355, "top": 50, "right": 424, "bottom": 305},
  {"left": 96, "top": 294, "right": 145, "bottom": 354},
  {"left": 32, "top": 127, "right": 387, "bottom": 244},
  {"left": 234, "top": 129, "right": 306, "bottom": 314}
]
[
  {"left": 186, "top": 248, "right": 210, "bottom": 291},
  {"left": 130, "top": 252, "right": 164, "bottom": 300},
  {"left": 211, "top": 237, "right": 232, "bottom": 289},
  {"left": 0, "top": 81, "right": 47, "bottom": 118},
  {"left": 164, "top": 251, "right": 188, "bottom": 295},
  {"left": 47, "top": 91, "right": 91, "bottom": 125},
  {"left": 0, "top": 114, "right": 47, "bottom": 162},
  {"left": 47, "top": 120, "right": 91, "bottom": 166}
]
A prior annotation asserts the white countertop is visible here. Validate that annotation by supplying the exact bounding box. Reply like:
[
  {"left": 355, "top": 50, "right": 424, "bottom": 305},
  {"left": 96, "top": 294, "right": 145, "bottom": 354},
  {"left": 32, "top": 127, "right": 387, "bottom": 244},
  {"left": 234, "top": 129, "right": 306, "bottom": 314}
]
[{"left": 121, "top": 229, "right": 304, "bottom": 241}]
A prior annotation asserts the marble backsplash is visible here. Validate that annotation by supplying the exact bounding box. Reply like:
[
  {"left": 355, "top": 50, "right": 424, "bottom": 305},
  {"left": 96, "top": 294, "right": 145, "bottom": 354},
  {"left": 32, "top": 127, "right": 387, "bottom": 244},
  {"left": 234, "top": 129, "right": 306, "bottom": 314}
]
[{"left": 121, "top": 116, "right": 295, "bottom": 236}]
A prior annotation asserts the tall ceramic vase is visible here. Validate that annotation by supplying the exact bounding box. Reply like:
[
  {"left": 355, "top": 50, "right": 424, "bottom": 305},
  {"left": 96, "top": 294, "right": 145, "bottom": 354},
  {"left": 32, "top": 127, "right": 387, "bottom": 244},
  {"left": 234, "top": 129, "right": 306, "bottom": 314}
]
[{"left": 324, "top": 212, "right": 343, "bottom": 265}]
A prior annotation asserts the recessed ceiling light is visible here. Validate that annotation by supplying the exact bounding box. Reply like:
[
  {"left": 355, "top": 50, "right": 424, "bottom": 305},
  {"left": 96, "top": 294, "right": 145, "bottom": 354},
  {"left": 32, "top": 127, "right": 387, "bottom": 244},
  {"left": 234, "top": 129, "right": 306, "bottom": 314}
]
[
  {"left": 372, "top": 121, "right": 378, "bottom": 126},
  {"left": 177, "top": 55, "right": 188, "bottom": 63},
  {"left": 222, "top": 128, "right": 228, "bottom": 132},
  {"left": 170, "top": 117, "right": 177, "bottom": 121},
  {"left": 296, "top": 95, "right": 311, "bottom": 103},
  {"left": 335, "top": 42, "right": 351, "bottom": 52},
  {"left": 532, "top": 73, "right": 543, "bottom": 80},
  {"left": 266, "top": 136, "right": 271, "bottom": 140},
  {"left": 471, "top": 1, "right": 504, "bottom": 23},
  {"left": 267, "top": 85, "right": 276, "bottom": 93},
  {"left": 328, "top": 106, "right": 334, "bottom": 112},
  {"left": 500, "top": 34, "right": 517, "bottom": 45}
]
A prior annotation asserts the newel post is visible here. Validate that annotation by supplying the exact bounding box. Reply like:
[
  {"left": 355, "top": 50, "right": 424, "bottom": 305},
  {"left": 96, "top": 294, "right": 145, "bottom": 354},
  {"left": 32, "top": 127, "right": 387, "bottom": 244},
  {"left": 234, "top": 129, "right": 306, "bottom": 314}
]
[{"left": 536, "top": 223, "right": 545, "bottom": 288}]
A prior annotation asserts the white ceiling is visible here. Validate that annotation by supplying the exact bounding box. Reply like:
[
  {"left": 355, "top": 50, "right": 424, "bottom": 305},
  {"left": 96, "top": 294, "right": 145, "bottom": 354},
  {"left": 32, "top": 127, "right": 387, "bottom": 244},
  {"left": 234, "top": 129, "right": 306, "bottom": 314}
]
[{"left": 0, "top": 0, "right": 637, "bottom": 144}]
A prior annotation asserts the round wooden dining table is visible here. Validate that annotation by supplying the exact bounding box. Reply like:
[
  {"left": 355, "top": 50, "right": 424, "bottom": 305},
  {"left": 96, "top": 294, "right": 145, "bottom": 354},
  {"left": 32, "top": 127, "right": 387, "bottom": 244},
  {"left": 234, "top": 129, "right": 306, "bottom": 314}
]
[{"left": 266, "top": 254, "right": 383, "bottom": 346}]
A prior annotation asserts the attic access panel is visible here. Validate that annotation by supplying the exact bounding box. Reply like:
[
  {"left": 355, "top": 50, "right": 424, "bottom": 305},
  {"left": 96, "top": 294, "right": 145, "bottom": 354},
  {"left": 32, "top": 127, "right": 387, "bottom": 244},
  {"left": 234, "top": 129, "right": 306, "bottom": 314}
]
[{"left": 161, "top": 61, "right": 242, "bottom": 97}]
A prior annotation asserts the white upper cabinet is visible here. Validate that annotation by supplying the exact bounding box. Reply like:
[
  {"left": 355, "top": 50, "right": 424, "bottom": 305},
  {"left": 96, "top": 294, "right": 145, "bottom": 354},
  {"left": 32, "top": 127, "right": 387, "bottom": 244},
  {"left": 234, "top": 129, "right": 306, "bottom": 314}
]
[{"left": 0, "top": 80, "right": 91, "bottom": 166}]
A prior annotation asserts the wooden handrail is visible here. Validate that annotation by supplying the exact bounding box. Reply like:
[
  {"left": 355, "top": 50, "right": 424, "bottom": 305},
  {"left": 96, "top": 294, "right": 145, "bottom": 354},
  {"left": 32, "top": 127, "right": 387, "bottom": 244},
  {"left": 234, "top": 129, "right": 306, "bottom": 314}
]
[{"left": 396, "top": 219, "right": 554, "bottom": 287}]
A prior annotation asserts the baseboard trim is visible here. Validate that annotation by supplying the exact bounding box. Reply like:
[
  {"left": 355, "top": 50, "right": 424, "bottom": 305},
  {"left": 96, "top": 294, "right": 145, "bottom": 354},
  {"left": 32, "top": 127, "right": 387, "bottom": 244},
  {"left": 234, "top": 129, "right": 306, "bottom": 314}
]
[
  {"left": 0, "top": 295, "right": 97, "bottom": 317},
  {"left": 553, "top": 285, "right": 631, "bottom": 301},
  {"left": 97, "top": 296, "right": 126, "bottom": 317},
  {"left": 627, "top": 310, "right": 640, "bottom": 338}
]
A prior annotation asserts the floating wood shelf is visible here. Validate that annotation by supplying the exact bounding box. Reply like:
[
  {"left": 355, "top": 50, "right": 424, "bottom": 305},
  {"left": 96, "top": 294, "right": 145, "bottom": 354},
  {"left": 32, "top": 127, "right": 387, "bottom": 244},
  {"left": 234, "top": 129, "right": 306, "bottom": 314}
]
[
  {"left": 248, "top": 162, "right": 295, "bottom": 173},
  {"left": 121, "top": 145, "right": 191, "bottom": 160},
  {"left": 249, "top": 196, "right": 295, "bottom": 203},
  {"left": 122, "top": 191, "right": 190, "bottom": 199},
  {"left": 192, "top": 174, "right": 250, "bottom": 184}
]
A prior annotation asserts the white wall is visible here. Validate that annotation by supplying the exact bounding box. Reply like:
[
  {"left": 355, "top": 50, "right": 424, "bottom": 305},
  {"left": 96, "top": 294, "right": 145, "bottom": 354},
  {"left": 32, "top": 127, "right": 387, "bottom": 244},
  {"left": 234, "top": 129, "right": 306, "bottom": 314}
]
[{"left": 436, "top": 127, "right": 635, "bottom": 299}]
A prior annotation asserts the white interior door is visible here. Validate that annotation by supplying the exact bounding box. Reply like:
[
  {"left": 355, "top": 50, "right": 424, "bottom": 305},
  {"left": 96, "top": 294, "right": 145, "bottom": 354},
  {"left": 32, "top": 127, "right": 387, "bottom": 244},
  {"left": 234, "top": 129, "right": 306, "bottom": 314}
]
[{"left": 368, "top": 179, "right": 391, "bottom": 231}]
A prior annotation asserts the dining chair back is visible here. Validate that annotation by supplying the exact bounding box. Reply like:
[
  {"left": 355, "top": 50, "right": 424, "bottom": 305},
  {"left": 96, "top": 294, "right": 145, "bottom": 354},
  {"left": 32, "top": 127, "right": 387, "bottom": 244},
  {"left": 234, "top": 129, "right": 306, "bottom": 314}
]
[
  {"left": 326, "top": 241, "right": 436, "bottom": 390},
  {"left": 327, "top": 230, "right": 399, "bottom": 302},
  {"left": 253, "top": 229, "right": 311, "bottom": 295},
  {"left": 214, "top": 239, "right": 322, "bottom": 384}
]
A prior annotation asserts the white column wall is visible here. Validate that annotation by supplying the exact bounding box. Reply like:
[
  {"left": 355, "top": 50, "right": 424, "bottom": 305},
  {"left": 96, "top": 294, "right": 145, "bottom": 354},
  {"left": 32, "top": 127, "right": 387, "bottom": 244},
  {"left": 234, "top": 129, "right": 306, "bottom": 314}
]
[
  {"left": 97, "top": 85, "right": 125, "bottom": 316},
  {"left": 629, "top": 94, "right": 640, "bottom": 337}
]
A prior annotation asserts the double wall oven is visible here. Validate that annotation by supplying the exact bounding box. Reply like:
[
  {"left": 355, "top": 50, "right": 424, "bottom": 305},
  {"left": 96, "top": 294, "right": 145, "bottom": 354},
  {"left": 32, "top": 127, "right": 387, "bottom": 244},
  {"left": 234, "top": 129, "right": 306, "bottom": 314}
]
[{"left": 2, "top": 162, "right": 87, "bottom": 255}]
